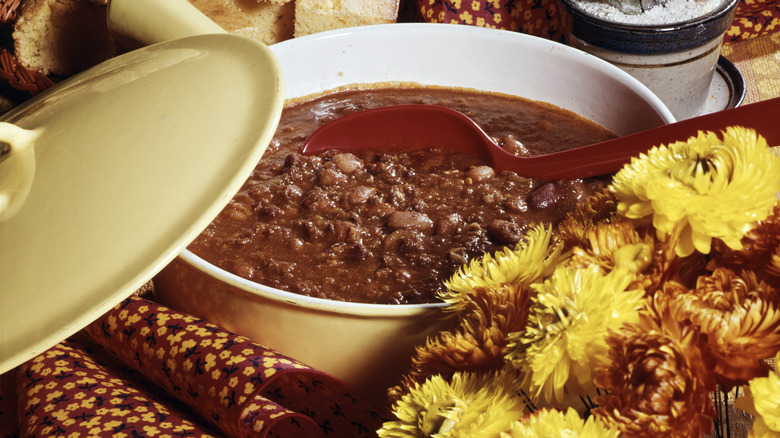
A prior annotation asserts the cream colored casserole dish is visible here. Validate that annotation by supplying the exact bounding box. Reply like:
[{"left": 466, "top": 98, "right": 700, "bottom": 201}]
[{"left": 153, "top": 23, "right": 675, "bottom": 406}]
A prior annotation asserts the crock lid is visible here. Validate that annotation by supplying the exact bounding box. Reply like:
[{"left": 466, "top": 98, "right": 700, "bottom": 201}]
[{"left": 0, "top": 33, "right": 284, "bottom": 374}]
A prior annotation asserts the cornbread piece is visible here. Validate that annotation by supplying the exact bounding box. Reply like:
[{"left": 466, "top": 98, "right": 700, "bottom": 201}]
[
  {"left": 188, "top": 0, "right": 294, "bottom": 45},
  {"left": 294, "top": 0, "right": 399, "bottom": 37},
  {"left": 12, "top": 0, "right": 118, "bottom": 76}
]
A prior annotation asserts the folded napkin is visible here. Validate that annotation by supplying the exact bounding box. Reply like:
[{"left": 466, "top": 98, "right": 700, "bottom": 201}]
[{"left": 6, "top": 296, "right": 384, "bottom": 437}]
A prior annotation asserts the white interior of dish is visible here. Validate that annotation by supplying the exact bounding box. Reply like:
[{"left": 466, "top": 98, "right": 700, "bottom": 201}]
[{"left": 178, "top": 23, "right": 675, "bottom": 314}]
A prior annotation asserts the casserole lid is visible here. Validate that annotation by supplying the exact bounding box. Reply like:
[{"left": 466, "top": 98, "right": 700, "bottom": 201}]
[{"left": 0, "top": 33, "right": 284, "bottom": 374}]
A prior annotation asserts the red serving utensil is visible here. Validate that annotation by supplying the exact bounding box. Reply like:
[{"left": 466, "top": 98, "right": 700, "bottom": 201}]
[{"left": 302, "top": 97, "right": 780, "bottom": 180}]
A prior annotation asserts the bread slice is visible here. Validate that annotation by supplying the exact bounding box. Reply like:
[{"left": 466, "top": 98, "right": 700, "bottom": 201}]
[
  {"left": 187, "top": 0, "right": 294, "bottom": 45},
  {"left": 294, "top": 0, "right": 399, "bottom": 37},
  {"left": 12, "top": 0, "right": 118, "bottom": 76}
]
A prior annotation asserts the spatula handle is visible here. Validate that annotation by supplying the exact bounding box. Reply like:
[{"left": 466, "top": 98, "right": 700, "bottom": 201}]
[{"left": 525, "top": 96, "right": 780, "bottom": 180}]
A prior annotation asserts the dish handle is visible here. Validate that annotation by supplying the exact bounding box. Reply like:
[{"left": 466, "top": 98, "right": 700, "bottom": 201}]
[
  {"left": 0, "top": 123, "right": 40, "bottom": 221},
  {"left": 107, "top": 0, "right": 226, "bottom": 49}
]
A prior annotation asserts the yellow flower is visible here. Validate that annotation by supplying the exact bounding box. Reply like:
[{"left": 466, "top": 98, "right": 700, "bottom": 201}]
[
  {"left": 505, "top": 265, "right": 645, "bottom": 405},
  {"left": 736, "top": 355, "right": 780, "bottom": 436},
  {"left": 610, "top": 127, "right": 780, "bottom": 256},
  {"left": 442, "top": 224, "right": 563, "bottom": 311},
  {"left": 379, "top": 371, "right": 526, "bottom": 438},
  {"left": 567, "top": 220, "right": 653, "bottom": 275},
  {"left": 501, "top": 408, "right": 620, "bottom": 438}
]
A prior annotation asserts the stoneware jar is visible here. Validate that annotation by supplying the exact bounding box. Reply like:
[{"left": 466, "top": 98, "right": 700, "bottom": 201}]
[{"left": 557, "top": 0, "right": 739, "bottom": 120}]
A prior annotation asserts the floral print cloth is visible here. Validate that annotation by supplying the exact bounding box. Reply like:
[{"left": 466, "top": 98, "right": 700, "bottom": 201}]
[
  {"left": 727, "top": 0, "right": 780, "bottom": 42},
  {"left": 401, "top": 0, "right": 564, "bottom": 40},
  {"left": 2, "top": 297, "right": 383, "bottom": 437}
]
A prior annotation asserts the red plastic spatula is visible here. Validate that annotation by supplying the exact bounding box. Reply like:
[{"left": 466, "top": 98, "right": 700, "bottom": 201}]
[{"left": 302, "top": 97, "right": 780, "bottom": 180}]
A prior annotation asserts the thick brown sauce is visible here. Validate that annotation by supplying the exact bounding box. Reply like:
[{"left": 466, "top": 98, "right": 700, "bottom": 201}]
[{"left": 188, "top": 87, "right": 615, "bottom": 304}]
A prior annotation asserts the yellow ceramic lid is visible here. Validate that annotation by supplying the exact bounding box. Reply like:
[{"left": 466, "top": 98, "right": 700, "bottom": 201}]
[{"left": 0, "top": 33, "right": 284, "bottom": 374}]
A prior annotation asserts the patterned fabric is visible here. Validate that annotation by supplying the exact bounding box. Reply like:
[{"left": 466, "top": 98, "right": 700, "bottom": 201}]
[
  {"left": 401, "top": 0, "right": 563, "bottom": 40},
  {"left": 8, "top": 297, "right": 384, "bottom": 437},
  {"left": 726, "top": 0, "right": 780, "bottom": 42},
  {"left": 17, "top": 337, "right": 217, "bottom": 437}
]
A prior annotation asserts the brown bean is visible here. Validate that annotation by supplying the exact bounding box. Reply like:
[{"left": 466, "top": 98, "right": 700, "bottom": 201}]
[
  {"left": 487, "top": 219, "right": 524, "bottom": 244},
  {"left": 227, "top": 203, "right": 252, "bottom": 221},
  {"left": 365, "top": 200, "right": 395, "bottom": 218},
  {"left": 499, "top": 135, "right": 531, "bottom": 157},
  {"left": 387, "top": 211, "right": 434, "bottom": 232},
  {"left": 345, "top": 185, "right": 375, "bottom": 205},
  {"left": 317, "top": 167, "right": 346, "bottom": 186},
  {"left": 466, "top": 165, "right": 495, "bottom": 182},
  {"left": 436, "top": 213, "right": 462, "bottom": 236},
  {"left": 331, "top": 153, "right": 363, "bottom": 173},
  {"left": 282, "top": 184, "right": 303, "bottom": 202}
]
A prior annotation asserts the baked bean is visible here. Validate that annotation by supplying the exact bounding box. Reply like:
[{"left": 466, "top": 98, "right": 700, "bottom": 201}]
[
  {"left": 317, "top": 167, "right": 346, "bottom": 186},
  {"left": 467, "top": 165, "right": 495, "bottom": 182},
  {"left": 487, "top": 219, "right": 524, "bottom": 244},
  {"left": 387, "top": 211, "right": 434, "bottom": 232},
  {"left": 345, "top": 185, "right": 375, "bottom": 205},
  {"left": 189, "top": 87, "right": 614, "bottom": 304},
  {"left": 332, "top": 153, "right": 363, "bottom": 173},
  {"left": 499, "top": 135, "right": 530, "bottom": 157},
  {"left": 436, "top": 213, "right": 462, "bottom": 236}
]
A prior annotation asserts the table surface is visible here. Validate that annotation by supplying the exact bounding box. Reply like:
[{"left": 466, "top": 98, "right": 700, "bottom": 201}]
[{"left": 722, "top": 31, "right": 780, "bottom": 105}]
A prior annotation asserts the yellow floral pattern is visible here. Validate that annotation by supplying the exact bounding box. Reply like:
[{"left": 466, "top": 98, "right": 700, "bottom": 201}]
[
  {"left": 726, "top": 0, "right": 780, "bottom": 43},
  {"left": 7, "top": 297, "right": 383, "bottom": 437},
  {"left": 18, "top": 337, "right": 217, "bottom": 437},
  {"left": 402, "top": 0, "right": 562, "bottom": 40}
]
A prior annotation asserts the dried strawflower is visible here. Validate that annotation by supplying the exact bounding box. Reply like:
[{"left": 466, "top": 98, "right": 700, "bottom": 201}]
[
  {"left": 657, "top": 268, "right": 780, "bottom": 388},
  {"left": 396, "top": 283, "right": 530, "bottom": 393},
  {"left": 379, "top": 370, "right": 526, "bottom": 438},
  {"left": 734, "top": 352, "right": 780, "bottom": 437},
  {"left": 711, "top": 200, "right": 780, "bottom": 287},
  {"left": 556, "top": 190, "right": 618, "bottom": 251},
  {"left": 506, "top": 265, "right": 645, "bottom": 405},
  {"left": 610, "top": 127, "right": 780, "bottom": 257},
  {"left": 501, "top": 407, "right": 620, "bottom": 438},
  {"left": 593, "top": 308, "right": 717, "bottom": 438},
  {"left": 441, "top": 224, "right": 563, "bottom": 312},
  {"left": 566, "top": 219, "right": 653, "bottom": 274}
]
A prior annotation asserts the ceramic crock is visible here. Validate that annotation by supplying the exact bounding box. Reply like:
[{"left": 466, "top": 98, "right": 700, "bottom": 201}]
[{"left": 557, "top": 0, "right": 739, "bottom": 120}]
